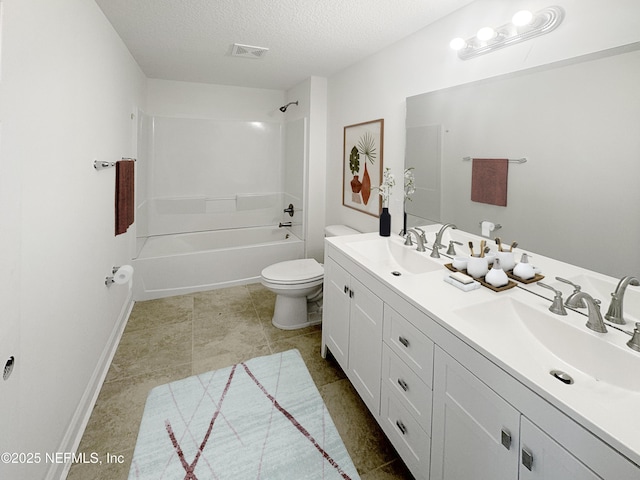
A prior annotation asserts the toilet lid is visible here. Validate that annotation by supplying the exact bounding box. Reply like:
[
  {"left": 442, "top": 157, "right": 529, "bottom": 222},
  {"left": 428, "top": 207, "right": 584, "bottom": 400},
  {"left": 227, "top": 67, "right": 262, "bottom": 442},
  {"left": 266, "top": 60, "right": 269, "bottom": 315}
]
[{"left": 261, "top": 259, "right": 324, "bottom": 284}]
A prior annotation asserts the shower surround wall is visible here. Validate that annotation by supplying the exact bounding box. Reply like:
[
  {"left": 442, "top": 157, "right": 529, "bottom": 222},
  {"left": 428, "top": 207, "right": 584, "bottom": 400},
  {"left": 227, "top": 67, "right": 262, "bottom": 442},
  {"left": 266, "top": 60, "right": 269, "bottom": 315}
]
[
  {"left": 141, "top": 80, "right": 293, "bottom": 237},
  {"left": 145, "top": 115, "right": 284, "bottom": 236}
]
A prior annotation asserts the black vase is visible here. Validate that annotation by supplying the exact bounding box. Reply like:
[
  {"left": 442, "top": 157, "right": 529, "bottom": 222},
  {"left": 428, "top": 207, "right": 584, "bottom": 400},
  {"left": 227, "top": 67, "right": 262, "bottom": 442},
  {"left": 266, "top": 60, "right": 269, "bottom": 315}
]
[
  {"left": 379, "top": 207, "right": 391, "bottom": 237},
  {"left": 403, "top": 210, "right": 408, "bottom": 236}
]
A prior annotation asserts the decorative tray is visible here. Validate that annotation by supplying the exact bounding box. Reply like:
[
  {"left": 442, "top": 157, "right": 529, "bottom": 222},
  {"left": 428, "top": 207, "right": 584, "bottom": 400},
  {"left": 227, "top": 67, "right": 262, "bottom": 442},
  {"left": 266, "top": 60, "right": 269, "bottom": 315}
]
[
  {"left": 445, "top": 263, "right": 517, "bottom": 292},
  {"left": 506, "top": 270, "right": 545, "bottom": 284}
]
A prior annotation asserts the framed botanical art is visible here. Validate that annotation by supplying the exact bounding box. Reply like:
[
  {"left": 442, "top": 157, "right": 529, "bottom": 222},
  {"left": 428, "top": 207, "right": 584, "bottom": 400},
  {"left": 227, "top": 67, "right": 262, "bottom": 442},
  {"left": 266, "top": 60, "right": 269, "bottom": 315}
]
[{"left": 342, "top": 118, "right": 384, "bottom": 216}]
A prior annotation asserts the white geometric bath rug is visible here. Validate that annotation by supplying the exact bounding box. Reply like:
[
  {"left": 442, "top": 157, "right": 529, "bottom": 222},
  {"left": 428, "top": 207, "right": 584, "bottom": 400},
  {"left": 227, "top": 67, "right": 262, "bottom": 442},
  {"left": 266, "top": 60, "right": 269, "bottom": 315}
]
[{"left": 128, "top": 349, "right": 360, "bottom": 479}]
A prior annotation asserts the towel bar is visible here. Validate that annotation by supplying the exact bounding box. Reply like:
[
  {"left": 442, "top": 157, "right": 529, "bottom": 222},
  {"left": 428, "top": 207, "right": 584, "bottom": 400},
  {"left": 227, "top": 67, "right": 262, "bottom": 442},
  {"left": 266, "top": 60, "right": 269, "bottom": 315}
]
[
  {"left": 463, "top": 157, "right": 527, "bottom": 164},
  {"left": 93, "top": 158, "right": 136, "bottom": 170}
]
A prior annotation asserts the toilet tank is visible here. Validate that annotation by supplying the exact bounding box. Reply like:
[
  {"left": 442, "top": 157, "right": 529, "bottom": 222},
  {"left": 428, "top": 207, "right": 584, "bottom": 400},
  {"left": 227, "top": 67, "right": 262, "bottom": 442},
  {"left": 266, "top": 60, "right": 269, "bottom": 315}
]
[{"left": 324, "top": 225, "right": 360, "bottom": 237}]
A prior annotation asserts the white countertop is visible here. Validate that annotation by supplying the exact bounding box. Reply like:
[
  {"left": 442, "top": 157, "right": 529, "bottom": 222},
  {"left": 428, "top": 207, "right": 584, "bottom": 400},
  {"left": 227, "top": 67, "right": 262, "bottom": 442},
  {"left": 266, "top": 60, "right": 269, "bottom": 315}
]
[{"left": 326, "top": 226, "right": 640, "bottom": 466}]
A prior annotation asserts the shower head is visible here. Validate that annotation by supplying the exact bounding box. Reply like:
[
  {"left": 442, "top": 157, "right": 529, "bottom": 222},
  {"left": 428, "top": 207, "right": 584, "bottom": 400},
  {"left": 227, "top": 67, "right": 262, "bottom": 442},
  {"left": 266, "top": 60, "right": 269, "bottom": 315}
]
[{"left": 279, "top": 101, "right": 298, "bottom": 113}]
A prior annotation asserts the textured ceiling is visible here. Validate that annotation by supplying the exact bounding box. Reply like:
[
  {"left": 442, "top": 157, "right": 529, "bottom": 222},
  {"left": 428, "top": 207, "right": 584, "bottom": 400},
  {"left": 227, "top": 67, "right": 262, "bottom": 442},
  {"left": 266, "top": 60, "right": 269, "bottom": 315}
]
[{"left": 95, "top": 0, "right": 475, "bottom": 90}]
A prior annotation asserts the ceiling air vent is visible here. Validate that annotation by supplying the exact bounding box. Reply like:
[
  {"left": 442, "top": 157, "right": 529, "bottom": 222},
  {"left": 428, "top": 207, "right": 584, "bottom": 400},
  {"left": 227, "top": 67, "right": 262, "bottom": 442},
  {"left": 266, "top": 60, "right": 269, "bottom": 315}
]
[{"left": 231, "top": 43, "right": 269, "bottom": 59}]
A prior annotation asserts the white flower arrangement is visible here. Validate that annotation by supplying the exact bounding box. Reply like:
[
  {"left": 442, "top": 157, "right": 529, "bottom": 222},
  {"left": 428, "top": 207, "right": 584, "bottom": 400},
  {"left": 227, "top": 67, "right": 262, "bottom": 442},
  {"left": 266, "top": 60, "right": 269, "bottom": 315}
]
[
  {"left": 377, "top": 167, "right": 395, "bottom": 208},
  {"left": 404, "top": 167, "right": 416, "bottom": 200}
]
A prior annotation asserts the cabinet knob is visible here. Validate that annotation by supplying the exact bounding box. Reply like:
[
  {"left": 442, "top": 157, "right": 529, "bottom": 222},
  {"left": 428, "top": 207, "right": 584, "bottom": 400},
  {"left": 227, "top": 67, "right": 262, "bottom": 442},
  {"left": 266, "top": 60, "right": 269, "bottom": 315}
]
[
  {"left": 501, "top": 428, "right": 512, "bottom": 450},
  {"left": 522, "top": 449, "right": 534, "bottom": 471},
  {"left": 344, "top": 285, "right": 349, "bottom": 294},
  {"left": 397, "top": 378, "right": 409, "bottom": 392},
  {"left": 396, "top": 420, "right": 408, "bottom": 435},
  {"left": 398, "top": 336, "right": 410, "bottom": 348}
]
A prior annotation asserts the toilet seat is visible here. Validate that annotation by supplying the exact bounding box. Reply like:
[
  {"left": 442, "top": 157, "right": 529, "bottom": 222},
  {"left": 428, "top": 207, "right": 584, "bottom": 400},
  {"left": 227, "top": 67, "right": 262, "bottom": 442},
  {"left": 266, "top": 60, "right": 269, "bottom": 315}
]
[{"left": 261, "top": 259, "right": 324, "bottom": 285}]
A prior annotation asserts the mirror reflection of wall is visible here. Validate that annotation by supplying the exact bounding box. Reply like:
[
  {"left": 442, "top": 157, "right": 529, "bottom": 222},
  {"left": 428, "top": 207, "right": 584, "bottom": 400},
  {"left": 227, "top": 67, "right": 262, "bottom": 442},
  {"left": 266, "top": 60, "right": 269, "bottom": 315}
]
[
  {"left": 405, "top": 44, "right": 640, "bottom": 277},
  {"left": 405, "top": 124, "right": 441, "bottom": 228}
]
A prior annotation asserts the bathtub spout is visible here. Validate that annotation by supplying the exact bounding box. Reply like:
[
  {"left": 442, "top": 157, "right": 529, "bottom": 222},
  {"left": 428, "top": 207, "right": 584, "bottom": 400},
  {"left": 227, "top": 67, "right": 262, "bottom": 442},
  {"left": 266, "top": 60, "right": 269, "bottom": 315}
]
[{"left": 279, "top": 222, "right": 292, "bottom": 228}]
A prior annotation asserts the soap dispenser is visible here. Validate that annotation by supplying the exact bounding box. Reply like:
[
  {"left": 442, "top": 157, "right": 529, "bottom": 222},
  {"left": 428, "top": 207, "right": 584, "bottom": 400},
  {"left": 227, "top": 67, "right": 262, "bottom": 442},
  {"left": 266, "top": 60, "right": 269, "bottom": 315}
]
[
  {"left": 513, "top": 253, "right": 535, "bottom": 280},
  {"left": 485, "top": 258, "right": 509, "bottom": 288}
]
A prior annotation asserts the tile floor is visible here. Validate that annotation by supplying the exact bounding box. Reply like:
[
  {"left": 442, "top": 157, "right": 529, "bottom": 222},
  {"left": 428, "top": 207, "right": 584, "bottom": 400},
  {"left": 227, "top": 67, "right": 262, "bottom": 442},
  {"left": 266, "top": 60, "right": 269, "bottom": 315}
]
[{"left": 67, "top": 283, "right": 413, "bottom": 480}]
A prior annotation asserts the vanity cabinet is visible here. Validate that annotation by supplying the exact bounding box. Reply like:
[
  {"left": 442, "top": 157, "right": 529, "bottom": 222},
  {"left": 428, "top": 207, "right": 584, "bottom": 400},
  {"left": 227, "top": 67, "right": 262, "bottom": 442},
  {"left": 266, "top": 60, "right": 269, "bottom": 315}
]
[
  {"left": 431, "top": 347, "right": 520, "bottom": 480},
  {"left": 379, "top": 305, "right": 434, "bottom": 479},
  {"left": 322, "top": 257, "right": 383, "bottom": 415},
  {"left": 431, "top": 348, "right": 603, "bottom": 480},
  {"left": 519, "top": 417, "right": 601, "bottom": 480},
  {"left": 322, "top": 236, "right": 639, "bottom": 480}
]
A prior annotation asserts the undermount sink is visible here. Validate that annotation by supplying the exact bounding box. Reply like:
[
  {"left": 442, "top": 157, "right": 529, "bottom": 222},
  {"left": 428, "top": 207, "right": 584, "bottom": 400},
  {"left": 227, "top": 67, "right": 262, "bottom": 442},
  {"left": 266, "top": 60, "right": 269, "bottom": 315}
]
[
  {"left": 344, "top": 237, "right": 443, "bottom": 275},
  {"left": 453, "top": 296, "right": 640, "bottom": 391}
]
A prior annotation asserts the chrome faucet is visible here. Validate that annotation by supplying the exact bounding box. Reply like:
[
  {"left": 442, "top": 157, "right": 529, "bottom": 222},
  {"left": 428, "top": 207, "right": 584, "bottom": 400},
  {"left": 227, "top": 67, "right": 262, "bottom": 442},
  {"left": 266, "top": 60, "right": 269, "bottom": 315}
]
[
  {"left": 605, "top": 276, "right": 640, "bottom": 325},
  {"left": 538, "top": 282, "right": 568, "bottom": 316},
  {"left": 431, "top": 223, "right": 457, "bottom": 259},
  {"left": 556, "top": 277, "right": 587, "bottom": 308},
  {"left": 405, "top": 229, "right": 426, "bottom": 252},
  {"left": 414, "top": 227, "right": 427, "bottom": 244},
  {"left": 627, "top": 323, "right": 640, "bottom": 352},
  {"left": 572, "top": 292, "right": 607, "bottom": 333}
]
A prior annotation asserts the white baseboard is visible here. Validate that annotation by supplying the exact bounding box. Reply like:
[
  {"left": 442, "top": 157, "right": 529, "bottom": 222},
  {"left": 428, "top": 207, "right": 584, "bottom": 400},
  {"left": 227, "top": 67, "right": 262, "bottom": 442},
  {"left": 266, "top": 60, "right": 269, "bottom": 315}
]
[{"left": 48, "top": 293, "right": 134, "bottom": 480}]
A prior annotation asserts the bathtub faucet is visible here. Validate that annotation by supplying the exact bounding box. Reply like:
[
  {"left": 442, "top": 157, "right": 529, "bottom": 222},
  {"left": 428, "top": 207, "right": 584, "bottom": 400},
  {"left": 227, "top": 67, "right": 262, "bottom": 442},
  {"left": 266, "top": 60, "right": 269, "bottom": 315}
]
[{"left": 279, "top": 222, "right": 292, "bottom": 228}]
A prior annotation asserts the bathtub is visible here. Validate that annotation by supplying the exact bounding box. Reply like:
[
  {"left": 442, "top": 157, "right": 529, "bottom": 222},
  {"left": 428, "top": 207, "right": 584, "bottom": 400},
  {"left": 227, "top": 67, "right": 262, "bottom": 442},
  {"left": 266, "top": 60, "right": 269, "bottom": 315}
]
[{"left": 132, "top": 226, "right": 304, "bottom": 300}]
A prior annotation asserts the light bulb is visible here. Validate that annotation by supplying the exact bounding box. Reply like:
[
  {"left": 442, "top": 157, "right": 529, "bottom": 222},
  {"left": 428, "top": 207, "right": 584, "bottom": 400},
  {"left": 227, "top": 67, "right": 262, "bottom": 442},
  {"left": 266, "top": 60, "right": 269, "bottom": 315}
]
[
  {"left": 512, "top": 10, "right": 533, "bottom": 26},
  {"left": 476, "top": 27, "right": 496, "bottom": 41},
  {"left": 449, "top": 37, "right": 467, "bottom": 51}
]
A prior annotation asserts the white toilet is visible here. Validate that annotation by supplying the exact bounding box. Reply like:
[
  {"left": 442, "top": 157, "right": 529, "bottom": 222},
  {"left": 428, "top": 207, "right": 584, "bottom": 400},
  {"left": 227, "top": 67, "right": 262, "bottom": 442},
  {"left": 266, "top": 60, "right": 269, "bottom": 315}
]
[{"left": 260, "top": 225, "right": 359, "bottom": 330}]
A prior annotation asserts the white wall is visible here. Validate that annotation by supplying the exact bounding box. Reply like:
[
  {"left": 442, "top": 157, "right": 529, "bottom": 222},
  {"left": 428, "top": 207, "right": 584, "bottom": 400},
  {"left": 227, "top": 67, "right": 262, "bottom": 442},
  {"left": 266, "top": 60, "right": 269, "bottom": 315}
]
[
  {"left": 146, "top": 79, "right": 285, "bottom": 121},
  {"left": 0, "top": 0, "right": 146, "bottom": 479},
  {"left": 326, "top": 0, "right": 640, "bottom": 238}
]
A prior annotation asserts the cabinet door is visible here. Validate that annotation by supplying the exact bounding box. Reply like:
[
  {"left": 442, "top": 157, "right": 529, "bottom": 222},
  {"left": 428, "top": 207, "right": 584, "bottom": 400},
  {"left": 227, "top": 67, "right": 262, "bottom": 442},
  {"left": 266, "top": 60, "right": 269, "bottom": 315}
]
[
  {"left": 520, "top": 417, "right": 602, "bottom": 480},
  {"left": 431, "top": 348, "right": 520, "bottom": 480},
  {"left": 348, "top": 277, "right": 384, "bottom": 415},
  {"left": 322, "top": 259, "right": 351, "bottom": 370}
]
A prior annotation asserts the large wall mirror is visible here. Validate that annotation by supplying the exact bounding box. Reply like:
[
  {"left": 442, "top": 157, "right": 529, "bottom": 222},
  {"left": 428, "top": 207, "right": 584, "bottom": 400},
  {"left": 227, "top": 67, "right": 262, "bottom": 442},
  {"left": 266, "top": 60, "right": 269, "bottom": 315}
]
[{"left": 405, "top": 44, "right": 640, "bottom": 278}]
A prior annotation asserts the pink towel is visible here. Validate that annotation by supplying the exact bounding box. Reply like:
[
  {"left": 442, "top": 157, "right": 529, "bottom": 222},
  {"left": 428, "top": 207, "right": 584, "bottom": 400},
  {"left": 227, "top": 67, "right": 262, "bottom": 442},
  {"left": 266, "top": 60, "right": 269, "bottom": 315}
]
[
  {"left": 115, "top": 160, "right": 135, "bottom": 235},
  {"left": 471, "top": 158, "right": 508, "bottom": 206}
]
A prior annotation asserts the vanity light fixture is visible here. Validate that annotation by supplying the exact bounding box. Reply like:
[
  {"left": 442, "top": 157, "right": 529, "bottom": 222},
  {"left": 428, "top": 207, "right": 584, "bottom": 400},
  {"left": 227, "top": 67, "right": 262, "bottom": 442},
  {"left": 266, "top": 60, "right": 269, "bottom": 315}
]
[{"left": 450, "top": 5, "right": 565, "bottom": 60}]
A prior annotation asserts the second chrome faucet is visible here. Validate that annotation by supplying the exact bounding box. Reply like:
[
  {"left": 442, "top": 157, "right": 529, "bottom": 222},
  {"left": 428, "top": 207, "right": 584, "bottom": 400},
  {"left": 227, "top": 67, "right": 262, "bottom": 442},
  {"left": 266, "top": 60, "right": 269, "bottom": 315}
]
[{"left": 431, "top": 223, "right": 457, "bottom": 259}]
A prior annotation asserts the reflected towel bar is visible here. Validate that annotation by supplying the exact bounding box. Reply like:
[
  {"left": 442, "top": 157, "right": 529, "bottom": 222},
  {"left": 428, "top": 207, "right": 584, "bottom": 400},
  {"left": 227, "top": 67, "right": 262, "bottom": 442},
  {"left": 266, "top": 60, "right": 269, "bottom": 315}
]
[
  {"left": 463, "top": 157, "right": 527, "bottom": 164},
  {"left": 94, "top": 158, "right": 136, "bottom": 170}
]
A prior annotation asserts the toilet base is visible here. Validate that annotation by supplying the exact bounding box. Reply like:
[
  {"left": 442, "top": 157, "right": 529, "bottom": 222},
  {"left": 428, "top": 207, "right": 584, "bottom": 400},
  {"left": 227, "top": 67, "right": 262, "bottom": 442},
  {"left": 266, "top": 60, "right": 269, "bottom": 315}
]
[{"left": 271, "top": 293, "right": 322, "bottom": 330}]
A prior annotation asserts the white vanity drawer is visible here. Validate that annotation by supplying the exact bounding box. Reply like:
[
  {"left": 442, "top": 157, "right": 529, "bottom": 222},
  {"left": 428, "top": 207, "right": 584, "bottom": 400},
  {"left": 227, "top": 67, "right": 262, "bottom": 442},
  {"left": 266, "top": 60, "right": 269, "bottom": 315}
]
[
  {"left": 381, "top": 382, "right": 430, "bottom": 480},
  {"left": 382, "top": 344, "right": 432, "bottom": 432},
  {"left": 383, "top": 304, "right": 434, "bottom": 387}
]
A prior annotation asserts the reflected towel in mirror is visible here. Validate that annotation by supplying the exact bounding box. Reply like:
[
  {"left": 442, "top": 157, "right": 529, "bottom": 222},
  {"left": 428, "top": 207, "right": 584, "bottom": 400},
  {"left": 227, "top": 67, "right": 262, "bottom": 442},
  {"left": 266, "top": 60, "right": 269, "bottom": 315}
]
[{"left": 471, "top": 158, "right": 508, "bottom": 206}]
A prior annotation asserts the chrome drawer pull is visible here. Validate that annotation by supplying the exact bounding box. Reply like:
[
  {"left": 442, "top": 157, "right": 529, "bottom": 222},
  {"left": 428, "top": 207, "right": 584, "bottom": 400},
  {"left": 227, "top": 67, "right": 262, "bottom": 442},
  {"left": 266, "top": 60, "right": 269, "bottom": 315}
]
[
  {"left": 398, "top": 336, "right": 410, "bottom": 348},
  {"left": 501, "top": 429, "right": 512, "bottom": 450},
  {"left": 396, "top": 420, "right": 407, "bottom": 435},
  {"left": 397, "top": 378, "right": 409, "bottom": 391},
  {"left": 522, "top": 449, "right": 534, "bottom": 471}
]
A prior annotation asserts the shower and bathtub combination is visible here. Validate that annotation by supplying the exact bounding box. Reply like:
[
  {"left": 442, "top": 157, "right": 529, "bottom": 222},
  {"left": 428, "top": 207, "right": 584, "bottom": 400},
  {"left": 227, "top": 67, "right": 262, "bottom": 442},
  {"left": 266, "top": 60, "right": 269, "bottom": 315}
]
[
  {"left": 132, "top": 106, "right": 309, "bottom": 302},
  {"left": 133, "top": 224, "right": 304, "bottom": 300}
]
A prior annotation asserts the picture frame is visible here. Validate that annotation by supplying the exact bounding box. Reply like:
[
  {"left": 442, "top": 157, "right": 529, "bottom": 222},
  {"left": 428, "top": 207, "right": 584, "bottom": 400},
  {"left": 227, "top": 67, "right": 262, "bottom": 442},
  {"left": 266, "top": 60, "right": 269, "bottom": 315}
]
[{"left": 342, "top": 118, "right": 384, "bottom": 217}]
